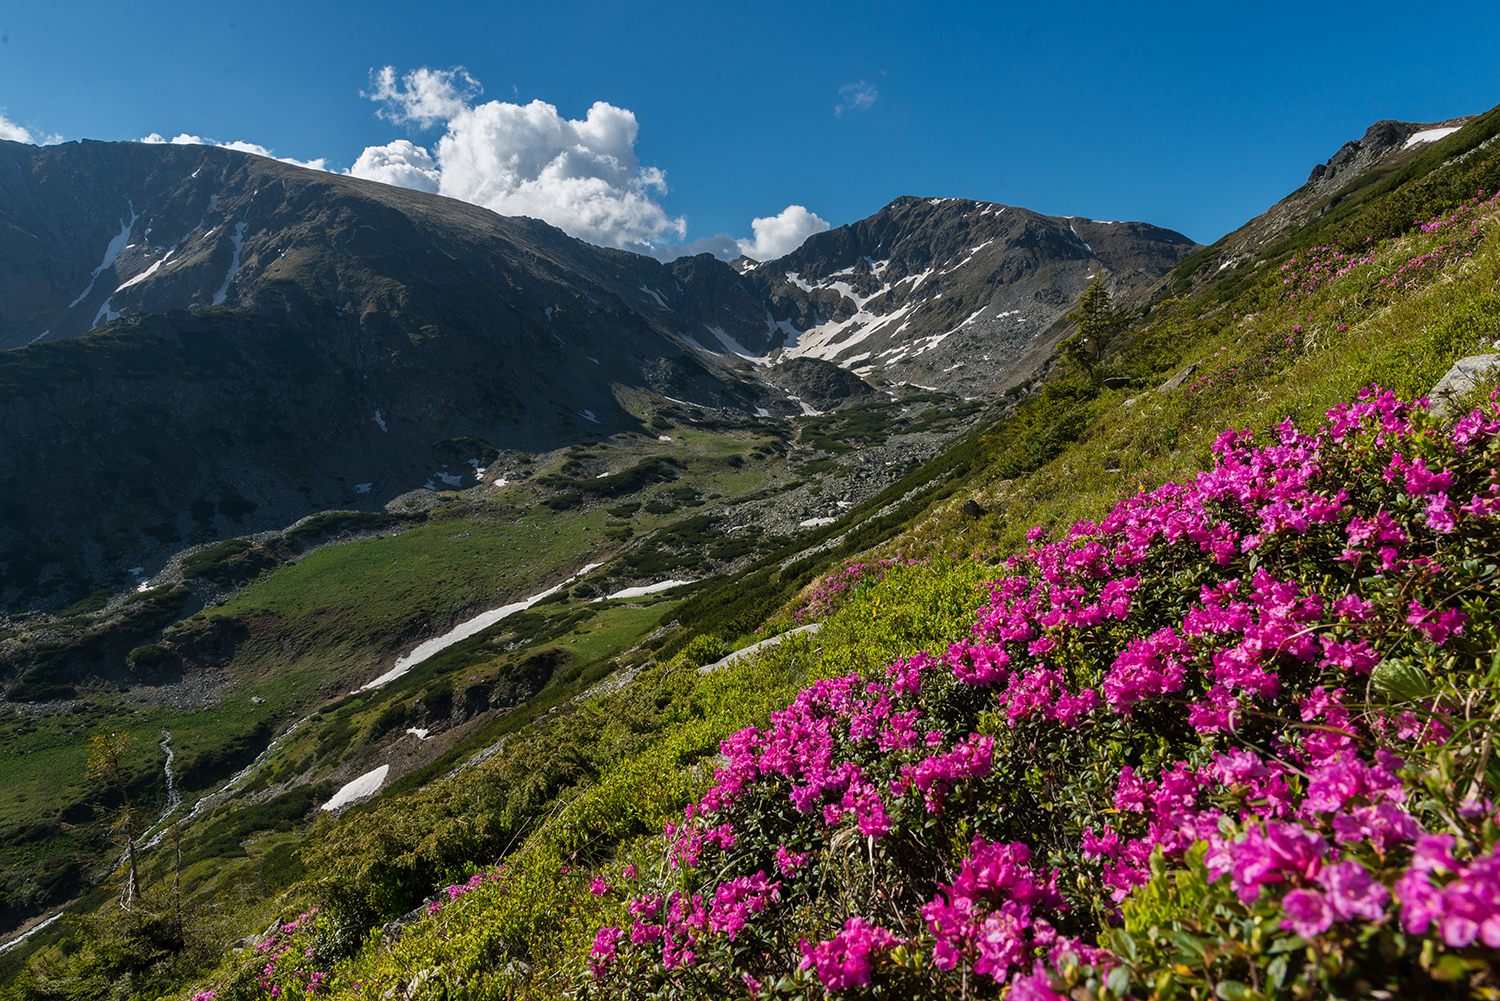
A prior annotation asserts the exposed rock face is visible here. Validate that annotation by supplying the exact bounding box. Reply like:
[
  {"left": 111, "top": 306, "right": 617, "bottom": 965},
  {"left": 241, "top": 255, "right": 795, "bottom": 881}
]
[
  {"left": 1171, "top": 115, "right": 1479, "bottom": 291},
  {"left": 766, "top": 357, "right": 879, "bottom": 411},
  {"left": 739, "top": 196, "right": 1199, "bottom": 395}
]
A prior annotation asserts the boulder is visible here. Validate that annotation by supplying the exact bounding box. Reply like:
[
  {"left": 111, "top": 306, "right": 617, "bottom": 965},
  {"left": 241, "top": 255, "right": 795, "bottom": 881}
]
[{"left": 1427, "top": 354, "right": 1500, "bottom": 419}]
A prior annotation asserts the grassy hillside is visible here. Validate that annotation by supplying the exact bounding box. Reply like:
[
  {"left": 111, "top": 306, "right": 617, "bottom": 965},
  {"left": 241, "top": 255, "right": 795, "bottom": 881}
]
[{"left": 4, "top": 109, "right": 1500, "bottom": 1001}]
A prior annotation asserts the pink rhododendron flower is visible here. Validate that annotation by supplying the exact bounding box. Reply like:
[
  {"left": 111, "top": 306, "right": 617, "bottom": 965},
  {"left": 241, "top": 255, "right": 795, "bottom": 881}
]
[{"left": 798, "top": 917, "right": 903, "bottom": 990}]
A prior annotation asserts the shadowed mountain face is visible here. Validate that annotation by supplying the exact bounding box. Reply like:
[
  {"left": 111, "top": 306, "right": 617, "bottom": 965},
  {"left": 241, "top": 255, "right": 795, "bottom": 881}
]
[
  {"left": 0, "top": 141, "right": 788, "bottom": 604},
  {"left": 0, "top": 141, "right": 1195, "bottom": 606}
]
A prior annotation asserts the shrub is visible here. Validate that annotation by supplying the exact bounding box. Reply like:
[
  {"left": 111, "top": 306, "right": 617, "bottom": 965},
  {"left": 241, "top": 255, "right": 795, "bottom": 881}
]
[{"left": 584, "top": 385, "right": 1500, "bottom": 999}]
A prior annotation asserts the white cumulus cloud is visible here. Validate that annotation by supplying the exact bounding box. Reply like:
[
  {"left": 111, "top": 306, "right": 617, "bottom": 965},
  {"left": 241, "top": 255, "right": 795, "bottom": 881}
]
[
  {"left": 347, "top": 140, "right": 440, "bottom": 192},
  {"left": 355, "top": 68, "right": 684, "bottom": 250},
  {"left": 364, "top": 66, "right": 480, "bottom": 129},
  {"left": 349, "top": 66, "right": 829, "bottom": 260},
  {"left": 436, "top": 99, "right": 685, "bottom": 249},
  {"left": 1, "top": 111, "right": 36, "bottom": 143},
  {"left": 737, "top": 205, "right": 830, "bottom": 260},
  {"left": 1, "top": 110, "right": 61, "bottom": 145},
  {"left": 138, "top": 132, "right": 329, "bottom": 171},
  {"left": 647, "top": 206, "right": 829, "bottom": 263}
]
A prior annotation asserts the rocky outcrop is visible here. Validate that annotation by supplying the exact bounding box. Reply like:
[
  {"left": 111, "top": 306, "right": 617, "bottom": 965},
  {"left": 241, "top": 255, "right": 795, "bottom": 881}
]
[{"left": 740, "top": 196, "right": 1199, "bottom": 395}]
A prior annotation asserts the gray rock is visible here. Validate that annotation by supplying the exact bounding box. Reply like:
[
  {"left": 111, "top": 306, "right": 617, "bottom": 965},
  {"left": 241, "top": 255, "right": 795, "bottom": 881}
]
[
  {"left": 1158, "top": 363, "right": 1197, "bottom": 392},
  {"left": 385, "top": 489, "right": 442, "bottom": 514},
  {"left": 1427, "top": 354, "right": 1500, "bottom": 419},
  {"left": 698, "top": 622, "right": 822, "bottom": 674}
]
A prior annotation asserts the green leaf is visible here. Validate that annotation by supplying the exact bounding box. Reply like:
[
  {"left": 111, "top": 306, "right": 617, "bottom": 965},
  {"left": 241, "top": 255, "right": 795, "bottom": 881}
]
[
  {"left": 1431, "top": 954, "right": 1477, "bottom": 981},
  {"left": 1168, "top": 930, "right": 1209, "bottom": 959},
  {"left": 1107, "top": 928, "right": 1140, "bottom": 965},
  {"left": 1371, "top": 657, "right": 1433, "bottom": 701},
  {"left": 1107, "top": 965, "right": 1132, "bottom": 997},
  {"left": 1267, "top": 935, "right": 1306, "bottom": 954},
  {"left": 1266, "top": 954, "right": 1288, "bottom": 992},
  {"left": 1215, "top": 981, "right": 1253, "bottom": 1000}
]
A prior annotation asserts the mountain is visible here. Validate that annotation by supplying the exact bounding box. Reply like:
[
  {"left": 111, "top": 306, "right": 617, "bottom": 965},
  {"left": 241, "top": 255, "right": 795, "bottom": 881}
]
[
  {"left": 741, "top": 196, "right": 1199, "bottom": 394},
  {"left": 0, "top": 141, "right": 781, "bottom": 605},
  {"left": 0, "top": 140, "right": 1193, "bottom": 608},
  {"left": 1168, "top": 114, "right": 1480, "bottom": 292}
]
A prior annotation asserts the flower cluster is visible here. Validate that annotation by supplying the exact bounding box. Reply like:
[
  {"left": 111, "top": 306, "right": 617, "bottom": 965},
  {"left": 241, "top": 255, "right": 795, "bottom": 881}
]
[
  {"left": 425, "top": 869, "right": 502, "bottom": 914},
  {"left": 921, "top": 838, "right": 1073, "bottom": 982},
  {"left": 586, "top": 383, "right": 1500, "bottom": 997},
  {"left": 248, "top": 908, "right": 332, "bottom": 1000},
  {"left": 798, "top": 917, "right": 904, "bottom": 991}
]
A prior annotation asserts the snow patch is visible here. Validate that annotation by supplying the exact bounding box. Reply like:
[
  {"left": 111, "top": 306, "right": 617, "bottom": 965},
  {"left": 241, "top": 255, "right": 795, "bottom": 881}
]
[
  {"left": 658, "top": 435, "right": 672, "bottom": 442},
  {"left": 321, "top": 765, "right": 390, "bottom": 811},
  {"left": 800, "top": 517, "right": 838, "bottom": 527},
  {"left": 355, "top": 483, "right": 373, "bottom": 494},
  {"left": 580, "top": 409, "right": 600, "bottom": 423},
  {"left": 545, "top": 306, "right": 554, "bottom": 321},
  {"left": 1069, "top": 222, "right": 1093, "bottom": 254},
  {"left": 663, "top": 395, "right": 709, "bottom": 409},
  {"left": 211, "top": 220, "right": 249, "bottom": 306},
  {"left": 372, "top": 411, "right": 388, "bottom": 433},
  {"left": 68, "top": 207, "right": 138, "bottom": 308},
  {"left": 405, "top": 728, "right": 431, "bottom": 740},
  {"left": 638, "top": 285, "right": 670, "bottom": 309},
  {"left": 778, "top": 300, "right": 917, "bottom": 364},
  {"left": 709, "top": 326, "right": 771, "bottom": 366},
  {"left": 1404, "top": 126, "right": 1462, "bottom": 149},
  {"left": 599, "top": 579, "right": 694, "bottom": 601},
  {"left": 116, "top": 255, "right": 167, "bottom": 291},
  {"left": 358, "top": 563, "right": 605, "bottom": 691}
]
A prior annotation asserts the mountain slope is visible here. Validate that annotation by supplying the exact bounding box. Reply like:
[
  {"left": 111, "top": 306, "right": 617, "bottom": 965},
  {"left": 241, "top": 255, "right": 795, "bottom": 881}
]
[
  {"left": 0, "top": 142, "right": 787, "bottom": 603},
  {"left": 741, "top": 195, "right": 1198, "bottom": 393}
]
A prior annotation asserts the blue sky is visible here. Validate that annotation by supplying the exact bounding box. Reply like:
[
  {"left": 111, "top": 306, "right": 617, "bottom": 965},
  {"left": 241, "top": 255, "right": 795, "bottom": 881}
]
[{"left": 2, "top": 0, "right": 1498, "bottom": 257}]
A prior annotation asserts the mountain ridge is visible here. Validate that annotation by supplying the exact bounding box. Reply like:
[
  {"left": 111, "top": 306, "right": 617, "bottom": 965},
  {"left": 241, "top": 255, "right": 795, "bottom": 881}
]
[{"left": 0, "top": 141, "right": 1194, "bottom": 608}]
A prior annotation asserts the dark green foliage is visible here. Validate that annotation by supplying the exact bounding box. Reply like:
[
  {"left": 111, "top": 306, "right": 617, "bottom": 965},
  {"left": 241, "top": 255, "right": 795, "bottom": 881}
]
[
  {"left": 181, "top": 784, "right": 335, "bottom": 869},
  {"left": 56, "top": 590, "right": 113, "bottom": 617},
  {"left": 113, "top": 587, "right": 191, "bottom": 644},
  {"left": 180, "top": 540, "right": 281, "bottom": 588},
  {"left": 281, "top": 511, "right": 419, "bottom": 551},
  {"left": 367, "top": 702, "right": 409, "bottom": 743},
  {"left": 988, "top": 380, "right": 1098, "bottom": 479},
  {"left": 537, "top": 457, "right": 680, "bottom": 498},
  {"left": 606, "top": 503, "right": 640, "bottom": 518},
  {"left": 125, "top": 644, "right": 170, "bottom": 671},
  {"left": 433, "top": 436, "right": 501, "bottom": 468},
  {"left": 540, "top": 491, "right": 583, "bottom": 511}
]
